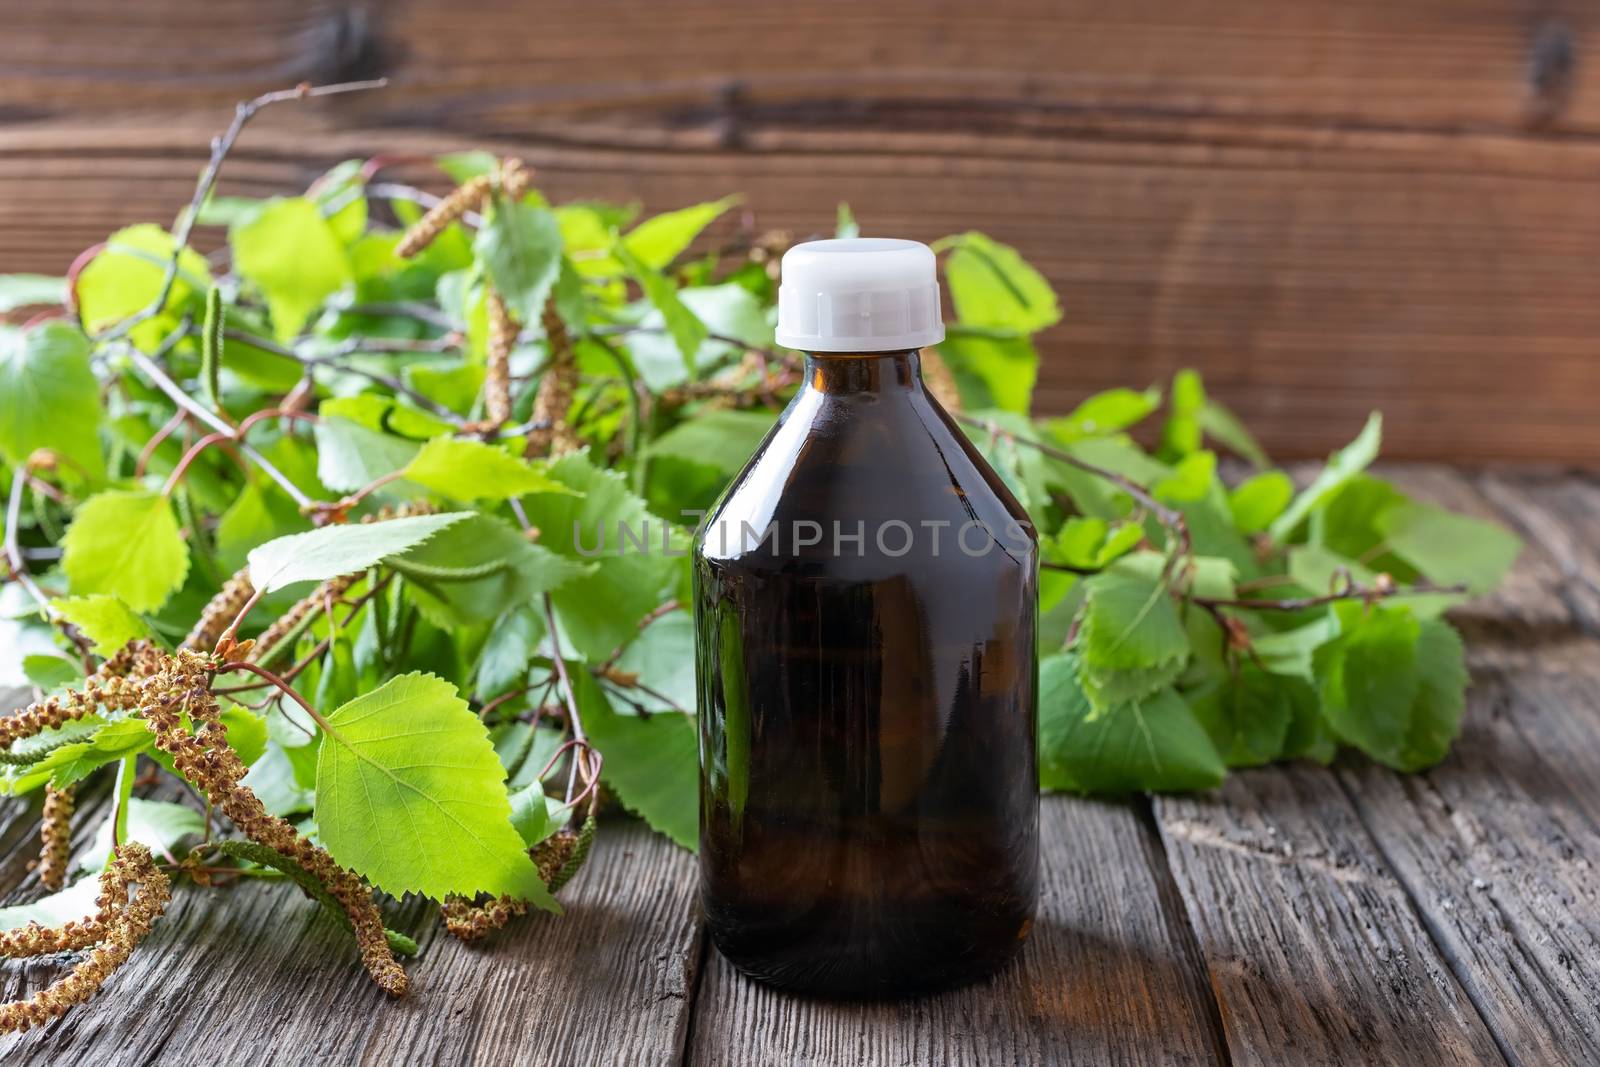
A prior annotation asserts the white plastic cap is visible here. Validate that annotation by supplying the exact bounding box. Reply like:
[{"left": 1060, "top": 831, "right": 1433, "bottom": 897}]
[{"left": 775, "top": 238, "right": 944, "bottom": 352}]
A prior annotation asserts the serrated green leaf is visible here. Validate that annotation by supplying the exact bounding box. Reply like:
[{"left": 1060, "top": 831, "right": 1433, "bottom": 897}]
[
  {"left": 622, "top": 196, "right": 738, "bottom": 269},
  {"left": 615, "top": 241, "right": 707, "bottom": 371},
  {"left": 0, "top": 322, "right": 104, "bottom": 480},
  {"left": 231, "top": 198, "right": 352, "bottom": 341},
  {"left": 50, "top": 595, "right": 150, "bottom": 656},
  {"left": 645, "top": 410, "right": 776, "bottom": 476},
  {"left": 402, "top": 437, "right": 578, "bottom": 502},
  {"left": 1039, "top": 655, "right": 1224, "bottom": 794},
  {"left": 1228, "top": 471, "right": 1294, "bottom": 534},
  {"left": 1313, "top": 602, "right": 1421, "bottom": 765},
  {"left": 574, "top": 671, "right": 697, "bottom": 848},
  {"left": 1376, "top": 500, "right": 1521, "bottom": 595},
  {"left": 313, "top": 418, "right": 422, "bottom": 493},
  {"left": 247, "top": 512, "right": 470, "bottom": 593},
  {"left": 1073, "top": 565, "right": 1189, "bottom": 708},
  {"left": 315, "top": 672, "right": 554, "bottom": 905},
  {"left": 76, "top": 224, "right": 211, "bottom": 349},
  {"left": 934, "top": 328, "right": 1038, "bottom": 413},
  {"left": 0, "top": 274, "right": 67, "bottom": 313},
  {"left": 79, "top": 797, "right": 204, "bottom": 871},
  {"left": 521, "top": 451, "right": 684, "bottom": 660},
  {"left": 1044, "top": 387, "right": 1162, "bottom": 441},
  {"left": 1269, "top": 413, "right": 1382, "bottom": 541},
  {"left": 475, "top": 197, "right": 563, "bottom": 322},
  {"left": 62, "top": 490, "right": 190, "bottom": 612},
  {"left": 396, "top": 513, "right": 591, "bottom": 627},
  {"left": 611, "top": 610, "right": 696, "bottom": 714},
  {"left": 943, "top": 232, "right": 1060, "bottom": 334},
  {"left": 1187, "top": 664, "right": 1316, "bottom": 767},
  {"left": 1, "top": 719, "right": 153, "bottom": 795}
]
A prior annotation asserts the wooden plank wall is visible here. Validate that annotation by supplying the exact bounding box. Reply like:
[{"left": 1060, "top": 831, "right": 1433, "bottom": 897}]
[{"left": 2, "top": 0, "right": 1598, "bottom": 462}]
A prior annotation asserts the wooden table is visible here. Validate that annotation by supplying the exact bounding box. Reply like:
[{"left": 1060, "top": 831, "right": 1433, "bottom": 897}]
[{"left": 2, "top": 466, "right": 1597, "bottom": 1065}]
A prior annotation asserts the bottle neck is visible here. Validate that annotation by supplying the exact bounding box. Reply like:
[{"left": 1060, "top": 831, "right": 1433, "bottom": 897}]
[{"left": 802, "top": 349, "right": 924, "bottom": 395}]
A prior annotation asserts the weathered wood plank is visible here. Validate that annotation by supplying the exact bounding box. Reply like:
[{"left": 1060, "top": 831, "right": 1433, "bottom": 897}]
[
  {"left": 7, "top": 109, "right": 1600, "bottom": 460},
  {"left": 1153, "top": 768, "right": 1506, "bottom": 1066},
  {"left": 1338, "top": 665, "right": 1600, "bottom": 1065},
  {"left": 0, "top": 814, "right": 701, "bottom": 1065},
  {"left": 688, "top": 795, "right": 1226, "bottom": 1066},
  {"left": 5, "top": 0, "right": 1596, "bottom": 132},
  {"left": 1478, "top": 470, "right": 1600, "bottom": 637}
]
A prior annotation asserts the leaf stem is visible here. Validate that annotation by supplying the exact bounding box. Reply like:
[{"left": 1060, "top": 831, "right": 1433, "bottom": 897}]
[
  {"left": 95, "top": 79, "right": 389, "bottom": 345},
  {"left": 219, "top": 661, "right": 334, "bottom": 733},
  {"left": 124, "top": 346, "right": 316, "bottom": 511},
  {"left": 1191, "top": 580, "right": 1466, "bottom": 613}
]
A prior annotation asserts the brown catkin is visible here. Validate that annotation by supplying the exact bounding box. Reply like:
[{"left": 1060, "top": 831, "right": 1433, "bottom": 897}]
[
  {"left": 440, "top": 893, "right": 527, "bottom": 942},
  {"left": 37, "top": 784, "right": 75, "bottom": 891},
  {"left": 136, "top": 650, "right": 407, "bottom": 995},
  {"left": 524, "top": 305, "right": 580, "bottom": 458},
  {"left": 182, "top": 567, "right": 255, "bottom": 651},
  {"left": 480, "top": 291, "right": 516, "bottom": 428},
  {"left": 0, "top": 843, "right": 170, "bottom": 1034},
  {"left": 396, "top": 175, "right": 493, "bottom": 259},
  {"left": 248, "top": 574, "right": 357, "bottom": 663}
]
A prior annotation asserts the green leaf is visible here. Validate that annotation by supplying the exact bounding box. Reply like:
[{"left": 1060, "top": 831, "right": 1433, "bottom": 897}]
[
  {"left": 1228, "top": 471, "right": 1294, "bottom": 534},
  {"left": 835, "top": 203, "right": 860, "bottom": 239},
  {"left": 521, "top": 451, "right": 684, "bottom": 660},
  {"left": 1268, "top": 413, "right": 1382, "bottom": 541},
  {"left": 315, "top": 673, "right": 555, "bottom": 905},
  {"left": 1187, "top": 664, "right": 1316, "bottom": 767},
  {"left": 79, "top": 797, "right": 204, "bottom": 871},
  {"left": 1153, "top": 450, "right": 1217, "bottom": 503},
  {"left": 0, "top": 874, "right": 103, "bottom": 928},
  {"left": 611, "top": 610, "right": 697, "bottom": 713},
  {"left": 615, "top": 241, "right": 707, "bottom": 372},
  {"left": 0, "top": 274, "right": 67, "bottom": 312},
  {"left": 1039, "top": 655, "right": 1224, "bottom": 794},
  {"left": 645, "top": 410, "right": 776, "bottom": 476},
  {"left": 247, "top": 512, "right": 470, "bottom": 593},
  {"left": 1313, "top": 602, "right": 1420, "bottom": 766},
  {"left": 942, "top": 232, "right": 1061, "bottom": 334},
  {"left": 1072, "top": 565, "right": 1190, "bottom": 709},
  {"left": 627, "top": 283, "right": 772, "bottom": 391},
  {"left": 242, "top": 742, "right": 315, "bottom": 817},
  {"left": 475, "top": 606, "right": 545, "bottom": 700},
  {"left": 1399, "top": 618, "right": 1468, "bottom": 771},
  {"left": 934, "top": 328, "right": 1038, "bottom": 413},
  {"left": 220, "top": 706, "right": 269, "bottom": 768},
  {"left": 622, "top": 196, "right": 738, "bottom": 269},
  {"left": 0, "top": 322, "right": 104, "bottom": 480},
  {"left": 1044, "top": 387, "right": 1161, "bottom": 441},
  {"left": 1158, "top": 369, "right": 1206, "bottom": 458},
  {"left": 24, "top": 654, "right": 80, "bottom": 692},
  {"left": 312, "top": 417, "right": 423, "bottom": 492},
  {"left": 1376, "top": 500, "right": 1522, "bottom": 594},
  {"left": 215, "top": 839, "right": 419, "bottom": 956},
  {"left": 396, "top": 514, "right": 591, "bottom": 627},
  {"left": 1200, "top": 397, "right": 1270, "bottom": 468},
  {"left": 50, "top": 595, "right": 150, "bottom": 656},
  {"left": 76, "top": 224, "right": 212, "bottom": 348},
  {"left": 575, "top": 672, "right": 698, "bottom": 848},
  {"left": 475, "top": 198, "right": 563, "bottom": 322},
  {"left": 402, "top": 437, "right": 578, "bottom": 502},
  {"left": 62, "top": 490, "right": 190, "bottom": 612},
  {"left": 231, "top": 198, "right": 353, "bottom": 341},
  {"left": 1, "top": 719, "right": 154, "bottom": 795}
]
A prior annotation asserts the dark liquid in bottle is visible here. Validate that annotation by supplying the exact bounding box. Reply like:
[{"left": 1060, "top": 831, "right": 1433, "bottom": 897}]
[{"left": 694, "top": 350, "right": 1039, "bottom": 997}]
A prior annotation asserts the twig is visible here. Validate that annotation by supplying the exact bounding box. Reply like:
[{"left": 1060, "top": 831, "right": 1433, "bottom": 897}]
[
  {"left": 4, "top": 466, "right": 48, "bottom": 609},
  {"left": 124, "top": 347, "right": 316, "bottom": 511},
  {"left": 954, "top": 412, "right": 1192, "bottom": 559},
  {"left": 97, "top": 79, "right": 388, "bottom": 345},
  {"left": 542, "top": 594, "right": 601, "bottom": 805},
  {"left": 1191, "top": 581, "right": 1467, "bottom": 613}
]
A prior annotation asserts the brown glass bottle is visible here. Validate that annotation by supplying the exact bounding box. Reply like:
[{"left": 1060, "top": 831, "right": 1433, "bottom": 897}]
[{"left": 693, "top": 347, "right": 1039, "bottom": 998}]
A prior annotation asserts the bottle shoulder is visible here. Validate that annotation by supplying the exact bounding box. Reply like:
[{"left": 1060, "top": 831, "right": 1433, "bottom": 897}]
[{"left": 695, "top": 389, "right": 1036, "bottom": 570}]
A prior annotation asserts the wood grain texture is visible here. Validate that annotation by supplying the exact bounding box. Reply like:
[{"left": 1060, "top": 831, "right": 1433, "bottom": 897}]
[
  {"left": 689, "top": 794, "right": 1226, "bottom": 1066},
  {"left": 1153, "top": 768, "right": 1506, "bottom": 1066},
  {"left": 2, "top": 2, "right": 1600, "bottom": 459},
  {"left": 0, "top": 811, "right": 701, "bottom": 1066}
]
